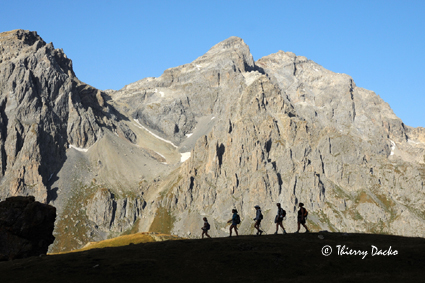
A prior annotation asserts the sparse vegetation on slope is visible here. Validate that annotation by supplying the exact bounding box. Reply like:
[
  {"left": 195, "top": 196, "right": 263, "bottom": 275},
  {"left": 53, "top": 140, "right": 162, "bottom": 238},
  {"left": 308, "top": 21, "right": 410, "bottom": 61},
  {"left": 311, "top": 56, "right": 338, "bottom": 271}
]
[{"left": 50, "top": 184, "right": 98, "bottom": 253}]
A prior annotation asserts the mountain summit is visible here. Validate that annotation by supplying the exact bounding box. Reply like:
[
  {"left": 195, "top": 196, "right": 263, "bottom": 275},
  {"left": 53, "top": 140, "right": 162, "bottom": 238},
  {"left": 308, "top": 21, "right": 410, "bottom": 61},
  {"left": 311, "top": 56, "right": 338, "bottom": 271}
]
[{"left": 0, "top": 30, "right": 424, "bottom": 252}]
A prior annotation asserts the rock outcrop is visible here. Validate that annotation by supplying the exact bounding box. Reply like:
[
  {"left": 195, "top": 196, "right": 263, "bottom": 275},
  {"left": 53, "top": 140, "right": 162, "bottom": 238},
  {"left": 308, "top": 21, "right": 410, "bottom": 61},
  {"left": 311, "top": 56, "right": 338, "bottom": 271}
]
[{"left": 0, "top": 196, "right": 56, "bottom": 260}]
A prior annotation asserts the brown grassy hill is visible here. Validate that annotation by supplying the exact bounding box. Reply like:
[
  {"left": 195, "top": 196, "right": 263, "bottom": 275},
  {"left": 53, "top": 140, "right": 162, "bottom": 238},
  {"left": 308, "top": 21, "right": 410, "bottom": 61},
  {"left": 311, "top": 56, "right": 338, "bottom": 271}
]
[
  {"left": 52, "top": 232, "right": 184, "bottom": 254},
  {"left": 0, "top": 232, "right": 424, "bottom": 283}
]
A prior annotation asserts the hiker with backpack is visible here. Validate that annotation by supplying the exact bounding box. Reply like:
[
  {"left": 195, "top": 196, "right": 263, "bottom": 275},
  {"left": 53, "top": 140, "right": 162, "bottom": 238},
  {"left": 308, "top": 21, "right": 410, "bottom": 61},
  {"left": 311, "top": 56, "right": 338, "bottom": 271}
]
[
  {"left": 296, "top": 202, "right": 310, "bottom": 233},
  {"left": 274, "top": 203, "right": 287, "bottom": 234},
  {"left": 253, "top": 205, "right": 264, "bottom": 236},
  {"left": 201, "top": 217, "right": 211, "bottom": 239},
  {"left": 227, "top": 209, "right": 240, "bottom": 237}
]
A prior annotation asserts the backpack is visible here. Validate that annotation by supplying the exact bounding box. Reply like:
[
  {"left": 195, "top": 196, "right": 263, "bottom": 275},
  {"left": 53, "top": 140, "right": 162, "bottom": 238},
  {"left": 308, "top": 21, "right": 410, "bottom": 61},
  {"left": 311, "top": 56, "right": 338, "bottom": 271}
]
[
  {"left": 259, "top": 213, "right": 263, "bottom": 220},
  {"left": 205, "top": 222, "right": 210, "bottom": 230},
  {"left": 278, "top": 208, "right": 286, "bottom": 219},
  {"left": 235, "top": 214, "right": 241, "bottom": 224},
  {"left": 303, "top": 208, "right": 308, "bottom": 219}
]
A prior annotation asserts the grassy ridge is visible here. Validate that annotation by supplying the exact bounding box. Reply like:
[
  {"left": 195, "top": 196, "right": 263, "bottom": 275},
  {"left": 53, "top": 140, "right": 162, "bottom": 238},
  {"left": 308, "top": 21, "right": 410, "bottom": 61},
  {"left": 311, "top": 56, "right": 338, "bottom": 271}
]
[{"left": 51, "top": 232, "right": 184, "bottom": 254}]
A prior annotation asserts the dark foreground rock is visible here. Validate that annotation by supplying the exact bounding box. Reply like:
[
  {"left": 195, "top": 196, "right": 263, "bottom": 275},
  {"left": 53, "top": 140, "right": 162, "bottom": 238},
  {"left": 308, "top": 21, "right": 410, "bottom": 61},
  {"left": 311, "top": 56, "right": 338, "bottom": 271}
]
[{"left": 0, "top": 196, "right": 56, "bottom": 260}]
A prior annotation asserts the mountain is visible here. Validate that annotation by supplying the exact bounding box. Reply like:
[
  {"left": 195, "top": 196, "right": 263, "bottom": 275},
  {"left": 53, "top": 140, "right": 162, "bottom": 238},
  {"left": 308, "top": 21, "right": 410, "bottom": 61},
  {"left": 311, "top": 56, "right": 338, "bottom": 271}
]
[{"left": 0, "top": 30, "right": 424, "bottom": 252}]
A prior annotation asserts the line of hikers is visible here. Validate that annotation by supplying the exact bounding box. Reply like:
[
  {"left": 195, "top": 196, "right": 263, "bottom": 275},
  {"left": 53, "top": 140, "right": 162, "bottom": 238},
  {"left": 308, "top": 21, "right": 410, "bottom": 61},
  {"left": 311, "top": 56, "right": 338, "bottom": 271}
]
[{"left": 201, "top": 202, "right": 310, "bottom": 238}]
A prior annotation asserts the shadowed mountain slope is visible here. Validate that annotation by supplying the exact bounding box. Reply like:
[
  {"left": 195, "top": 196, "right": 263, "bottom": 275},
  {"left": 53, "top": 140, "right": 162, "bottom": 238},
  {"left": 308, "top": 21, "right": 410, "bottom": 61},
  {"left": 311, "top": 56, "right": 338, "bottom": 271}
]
[{"left": 0, "top": 233, "right": 424, "bottom": 282}]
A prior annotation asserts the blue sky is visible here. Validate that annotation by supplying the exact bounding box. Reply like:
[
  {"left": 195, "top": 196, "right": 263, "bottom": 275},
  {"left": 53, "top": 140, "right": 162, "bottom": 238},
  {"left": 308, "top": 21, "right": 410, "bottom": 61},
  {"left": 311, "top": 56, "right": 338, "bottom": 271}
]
[{"left": 1, "top": 0, "right": 424, "bottom": 127}]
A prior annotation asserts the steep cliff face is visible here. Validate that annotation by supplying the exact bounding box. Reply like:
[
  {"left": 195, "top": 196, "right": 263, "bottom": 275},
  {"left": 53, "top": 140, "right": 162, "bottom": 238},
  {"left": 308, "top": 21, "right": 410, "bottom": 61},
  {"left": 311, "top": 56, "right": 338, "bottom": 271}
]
[
  {"left": 1, "top": 30, "right": 424, "bottom": 252},
  {"left": 0, "top": 30, "right": 108, "bottom": 202}
]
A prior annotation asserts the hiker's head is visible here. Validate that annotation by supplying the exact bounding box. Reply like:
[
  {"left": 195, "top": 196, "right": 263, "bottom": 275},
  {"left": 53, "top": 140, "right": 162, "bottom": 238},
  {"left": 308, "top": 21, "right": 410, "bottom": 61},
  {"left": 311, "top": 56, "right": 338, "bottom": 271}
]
[
  {"left": 277, "top": 203, "right": 281, "bottom": 207},
  {"left": 232, "top": 209, "right": 237, "bottom": 213},
  {"left": 299, "top": 203, "right": 304, "bottom": 207},
  {"left": 254, "top": 205, "right": 260, "bottom": 210},
  {"left": 203, "top": 217, "right": 207, "bottom": 221}
]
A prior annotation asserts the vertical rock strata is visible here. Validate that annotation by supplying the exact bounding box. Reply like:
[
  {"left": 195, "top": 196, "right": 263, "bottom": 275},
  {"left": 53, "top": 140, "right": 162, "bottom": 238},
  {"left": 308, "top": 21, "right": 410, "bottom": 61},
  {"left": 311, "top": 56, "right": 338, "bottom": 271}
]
[{"left": 0, "top": 30, "right": 107, "bottom": 202}]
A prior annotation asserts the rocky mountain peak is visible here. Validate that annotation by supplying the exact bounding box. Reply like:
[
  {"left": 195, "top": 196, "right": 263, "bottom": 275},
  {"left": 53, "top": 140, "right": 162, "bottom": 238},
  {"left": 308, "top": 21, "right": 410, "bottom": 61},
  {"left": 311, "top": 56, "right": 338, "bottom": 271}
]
[
  {"left": 0, "top": 29, "right": 74, "bottom": 78},
  {"left": 206, "top": 36, "right": 248, "bottom": 55},
  {"left": 111, "top": 36, "right": 262, "bottom": 147},
  {"left": 0, "top": 29, "right": 44, "bottom": 48},
  {"left": 199, "top": 36, "right": 255, "bottom": 72},
  {"left": 1, "top": 30, "right": 44, "bottom": 64}
]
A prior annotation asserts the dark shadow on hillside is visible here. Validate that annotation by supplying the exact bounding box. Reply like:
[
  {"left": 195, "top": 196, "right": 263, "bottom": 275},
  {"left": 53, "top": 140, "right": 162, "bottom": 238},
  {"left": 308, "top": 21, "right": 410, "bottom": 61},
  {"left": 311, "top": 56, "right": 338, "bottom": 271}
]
[{"left": 0, "top": 232, "right": 423, "bottom": 282}]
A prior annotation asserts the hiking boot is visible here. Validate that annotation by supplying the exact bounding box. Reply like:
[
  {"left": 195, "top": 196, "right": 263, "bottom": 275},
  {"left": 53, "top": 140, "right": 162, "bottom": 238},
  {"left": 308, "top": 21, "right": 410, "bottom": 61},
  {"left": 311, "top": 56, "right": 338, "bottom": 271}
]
[
  {"left": 283, "top": 230, "right": 287, "bottom": 234},
  {"left": 274, "top": 231, "right": 278, "bottom": 235},
  {"left": 256, "top": 231, "right": 259, "bottom": 236},
  {"left": 259, "top": 230, "right": 263, "bottom": 236},
  {"left": 295, "top": 231, "right": 299, "bottom": 234},
  {"left": 305, "top": 230, "right": 310, "bottom": 233}
]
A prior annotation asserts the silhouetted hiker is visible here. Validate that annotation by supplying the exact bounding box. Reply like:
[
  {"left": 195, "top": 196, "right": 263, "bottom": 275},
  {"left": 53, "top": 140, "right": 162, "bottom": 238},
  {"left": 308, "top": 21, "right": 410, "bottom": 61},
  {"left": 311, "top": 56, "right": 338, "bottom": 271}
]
[
  {"left": 274, "top": 203, "right": 287, "bottom": 234},
  {"left": 227, "top": 209, "right": 240, "bottom": 237},
  {"left": 201, "top": 217, "right": 211, "bottom": 239},
  {"left": 296, "top": 203, "right": 310, "bottom": 233},
  {"left": 253, "top": 205, "right": 263, "bottom": 235}
]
